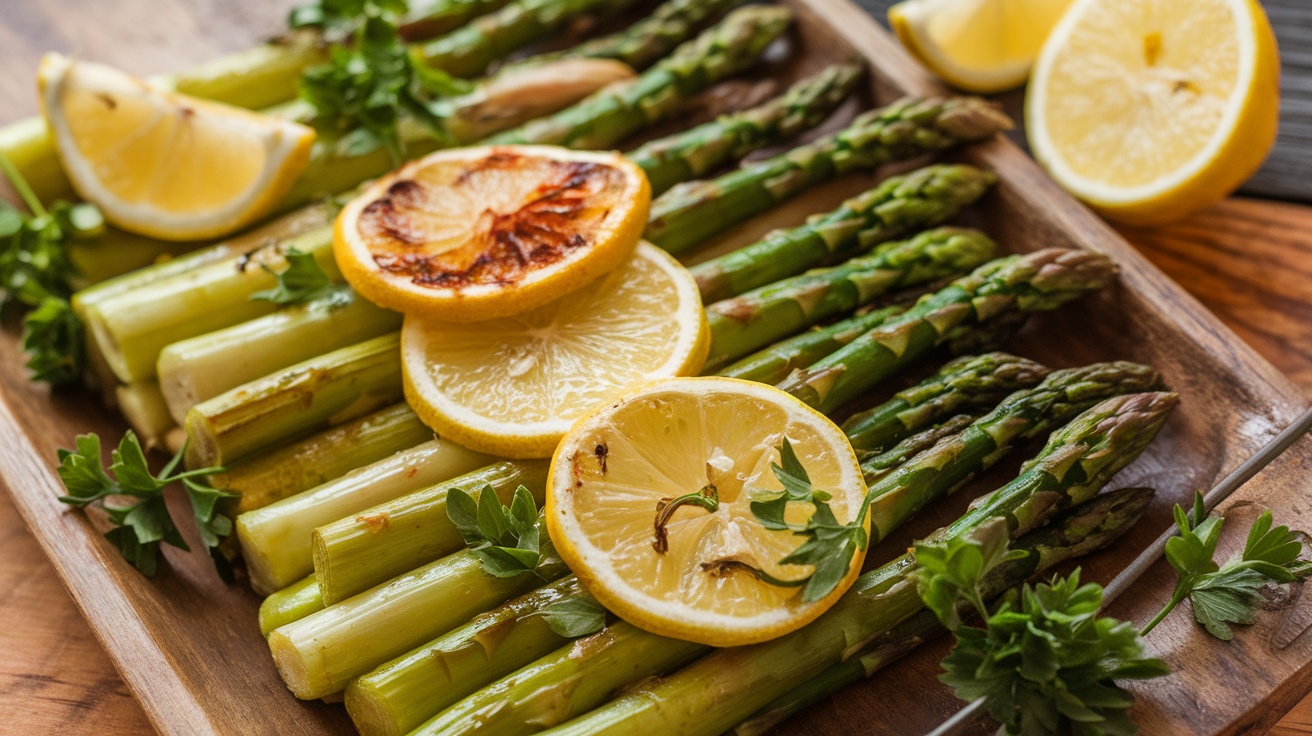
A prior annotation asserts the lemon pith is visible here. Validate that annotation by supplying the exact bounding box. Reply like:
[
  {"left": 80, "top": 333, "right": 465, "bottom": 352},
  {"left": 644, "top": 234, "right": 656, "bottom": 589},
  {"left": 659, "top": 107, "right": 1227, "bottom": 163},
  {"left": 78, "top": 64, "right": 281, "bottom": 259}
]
[{"left": 546, "top": 377, "right": 867, "bottom": 647}]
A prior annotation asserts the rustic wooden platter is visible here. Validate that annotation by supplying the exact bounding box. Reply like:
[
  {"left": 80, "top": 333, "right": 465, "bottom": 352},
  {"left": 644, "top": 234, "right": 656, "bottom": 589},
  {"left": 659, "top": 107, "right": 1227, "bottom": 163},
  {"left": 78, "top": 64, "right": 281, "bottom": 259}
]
[{"left": 3, "top": 1, "right": 1312, "bottom": 735}]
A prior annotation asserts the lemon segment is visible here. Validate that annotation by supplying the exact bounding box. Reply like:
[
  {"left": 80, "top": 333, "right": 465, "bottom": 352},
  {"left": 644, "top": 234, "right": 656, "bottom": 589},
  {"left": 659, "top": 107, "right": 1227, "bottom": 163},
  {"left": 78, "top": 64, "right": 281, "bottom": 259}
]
[
  {"left": 1026, "top": 0, "right": 1279, "bottom": 224},
  {"left": 335, "top": 145, "right": 651, "bottom": 321},
  {"left": 889, "top": 0, "right": 1075, "bottom": 93},
  {"left": 39, "top": 54, "right": 315, "bottom": 241},
  {"left": 546, "top": 377, "right": 868, "bottom": 647},
  {"left": 401, "top": 242, "right": 707, "bottom": 459}
]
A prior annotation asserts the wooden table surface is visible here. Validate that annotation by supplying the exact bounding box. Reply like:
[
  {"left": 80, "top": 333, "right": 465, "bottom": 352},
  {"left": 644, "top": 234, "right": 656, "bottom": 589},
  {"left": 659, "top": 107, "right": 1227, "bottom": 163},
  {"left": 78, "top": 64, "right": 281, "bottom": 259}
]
[{"left": 4, "top": 2, "right": 1312, "bottom": 735}]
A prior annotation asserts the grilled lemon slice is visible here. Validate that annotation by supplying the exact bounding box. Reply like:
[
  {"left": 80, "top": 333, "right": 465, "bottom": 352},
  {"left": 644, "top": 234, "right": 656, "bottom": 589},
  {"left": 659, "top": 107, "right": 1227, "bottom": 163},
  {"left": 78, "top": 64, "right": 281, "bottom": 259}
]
[
  {"left": 335, "top": 145, "right": 651, "bottom": 321},
  {"left": 546, "top": 377, "right": 868, "bottom": 647},
  {"left": 39, "top": 54, "right": 315, "bottom": 241}
]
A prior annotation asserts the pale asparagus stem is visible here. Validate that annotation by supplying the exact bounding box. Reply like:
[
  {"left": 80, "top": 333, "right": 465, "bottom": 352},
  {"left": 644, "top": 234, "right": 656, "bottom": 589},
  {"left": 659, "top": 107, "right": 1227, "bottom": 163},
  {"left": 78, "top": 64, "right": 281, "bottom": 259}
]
[
  {"left": 702, "top": 227, "right": 997, "bottom": 371},
  {"left": 691, "top": 164, "right": 998, "bottom": 300},
  {"left": 269, "top": 544, "right": 569, "bottom": 699},
  {"left": 211, "top": 403, "right": 433, "bottom": 515},
  {"left": 628, "top": 61, "right": 864, "bottom": 195},
  {"left": 185, "top": 334, "right": 405, "bottom": 469},
  {"left": 779, "top": 249, "right": 1120, "bottom": 414},
  {"left": 260, "top": 574, "right": 326, "bottom": 637},
  {"left": 646, "top": 96, "right": 1014, "bottom": 254},
  {"left": 313, "top": 461, "right": 550, "bottom": 605},
  {"left": 730, "top": 487, "right": 1158, "bottom": 736},
  {"left": 539, "top": 393, "right": 1177, "bottom": 736},
  {"left": 715, "top": 305, "right": 906, "bottom": 384},
  {"left": 842, "top": 352, "right": 1051, "bottom": 456},
  {"left": 158, "top": 292, "right": 402, "bottom": 424},
  {"left": 83, "top": 225, "right": 339, "bottom": 385},
  {"left": 236, "top": 439, "right": 492, "bottom": 595},
  {"left": 115, "top": 381, "right": 175, "bottom": 452},
  {"left": 345, "top": 576, "right": 587, "bottom": 736},
  {"left": 486, "top": 6, "right": 793, "bottom": 149}
]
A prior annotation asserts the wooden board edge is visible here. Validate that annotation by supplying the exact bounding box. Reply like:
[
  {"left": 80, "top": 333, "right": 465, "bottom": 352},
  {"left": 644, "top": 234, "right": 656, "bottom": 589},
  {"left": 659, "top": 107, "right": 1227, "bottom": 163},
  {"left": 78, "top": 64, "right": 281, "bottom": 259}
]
[{"left": 0, "top": 395, "right": 218, "bottom": 736}]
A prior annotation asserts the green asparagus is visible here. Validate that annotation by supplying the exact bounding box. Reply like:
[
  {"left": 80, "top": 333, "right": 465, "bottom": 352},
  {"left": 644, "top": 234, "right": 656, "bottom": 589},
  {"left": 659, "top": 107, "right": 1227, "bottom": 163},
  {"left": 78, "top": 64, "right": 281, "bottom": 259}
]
[
  {"left": 237, "top": 438, "right": 492, "bottom": 595},
  {"left": 313, "top": 460, "right": 550, "bottom": 604},
  {"left": 715, "top": 305, "right": 906, "bottom": 384},
  {"left": 730, "top": 487, "right": 1157, "bottom": 736},
  {"left": 540, "top": 392, "right": 1176, "bottom": 736},
  {"left": 646, "top": 96, "right": 1013, "bottom": 253},
  {"left": 691, "top": 165, "right": 997, "bottom": 300},
  {"left": 260, "top": 574, "right": 327, "bottom": 636},
  {"left": 859, "top": 413, "right": 977, "bottom": 485},
  {"left": 779, "top": 249, "right": 1118, "bottom": 414},
  {"left": 629, "top": 61, "right": 863, "bottom": 195},
  {"left": 703, "top": 227, "right": 997, "bottom": 371},
  {"left": 843, "top": 352, "right": 1050, "bottom": 456},
  {"left": 486, "top": 6, "right": 792, "bottom": 149}
]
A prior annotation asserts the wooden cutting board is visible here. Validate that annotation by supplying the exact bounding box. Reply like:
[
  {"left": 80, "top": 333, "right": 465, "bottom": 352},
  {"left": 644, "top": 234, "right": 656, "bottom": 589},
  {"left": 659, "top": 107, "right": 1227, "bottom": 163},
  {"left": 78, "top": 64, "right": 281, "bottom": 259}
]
[{"left": 3, "top": 1, "right": 1312, "bottom": 735}]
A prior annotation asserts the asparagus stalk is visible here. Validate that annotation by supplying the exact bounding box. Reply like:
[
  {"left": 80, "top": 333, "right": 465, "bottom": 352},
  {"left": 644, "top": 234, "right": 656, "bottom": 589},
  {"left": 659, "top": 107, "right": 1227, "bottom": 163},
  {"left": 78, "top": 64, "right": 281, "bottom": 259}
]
[
  {"left": 404, "top": 369, "right": 1161, "bottom": 736},
  {"left": 691, "top": 164, "right": 997, "bottom": 301},
  {"left": 260, "top": 574, "right": 327, "bottom": 636},
  {"left": 236, "top": 438, "right": 492, "bottom": 595},
  {"left": 313, "top": 460, "right": 550, "bottom": 605},
  {"left": 629, "top": 61, "right": 864, "bottom": 195},
  {"left": 268, "top": 543, "right": 569, "bottom": 699},
  {"left": 158, "top": 291, "right": 401, "bottom": 424},
  {"left": 540, "top": 393, "right": 1176, "bottom": 736},
  {"left": 345, "top": 575, "right": 589, "bottom": 736},
  {"left": 716, "top": 304, "right": 906, "bottom": 384},
  {"left": 703, "top": 227, "right": 997, "bottom": 371},
  {"left": 486, "top": 6, "right": 793, "bottom": 149},
  {"left": 211, "top": 403, "right": 433, "bottom": 515},
  {"left": 843, "top": 352, "right": 1050, "bottom": 456},
  {"left": 779, "top": 249, "right": 1118, "bottom": 414},
  {"left": 184, "top": 334, "right": 404, "bottom": 468},
  {"left": 859, "top": 413, "right": 978, "bottom": 485},
  {"left": 645, "top": 96, "right": 1013, "bottom": 254},
  {"left": 115, "top": 381, "right": 175, "bottom": 452},
  {"left": 730, "top": 487, "right": 1158, "bottom": 736}
]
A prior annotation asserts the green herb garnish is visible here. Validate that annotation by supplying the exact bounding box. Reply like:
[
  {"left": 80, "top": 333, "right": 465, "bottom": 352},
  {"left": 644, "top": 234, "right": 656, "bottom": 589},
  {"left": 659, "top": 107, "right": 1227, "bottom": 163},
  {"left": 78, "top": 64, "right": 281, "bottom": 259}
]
[
  {"left": 249, "top": 247, "right": 348, "bottom": 305},
  {"left": 447, "top": 484, "right": 553, "bottom": 578}
]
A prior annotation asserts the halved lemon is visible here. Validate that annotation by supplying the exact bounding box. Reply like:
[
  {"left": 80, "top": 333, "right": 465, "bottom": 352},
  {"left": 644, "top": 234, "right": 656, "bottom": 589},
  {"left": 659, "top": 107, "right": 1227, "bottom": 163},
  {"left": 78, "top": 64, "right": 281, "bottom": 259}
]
[
  {"left": 546, "top": 377, "right": 868, "bottom": 647},
  {"left": 402, "top": 242, "right": 707, "bottom": 458},
  {"left": 39, "top": 54, "right": 315, "bottom": 241},
  {"left": 889, "top": 0, "right": 1075, "bottom": 93},
  {"left": 335, "top": 145, "right": 650, "bottom": 321},
  {"left": 1026, "top": 0, "right": 1279, "bottom": 225}
]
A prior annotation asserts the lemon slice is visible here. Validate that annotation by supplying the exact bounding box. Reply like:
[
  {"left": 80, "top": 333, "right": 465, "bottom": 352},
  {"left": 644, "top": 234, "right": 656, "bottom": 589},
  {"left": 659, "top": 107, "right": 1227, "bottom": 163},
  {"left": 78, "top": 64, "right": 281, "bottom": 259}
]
[
  {"left": 401, "top": 242, "right": 707, "bottom": 458},
  {"left": 546, "top": 377, "right": 867, "bottom": 647},
  {"left": 39, "top": 54, "right": 315, "bottom": 241},
  {"left": 335, "top": 145, "right": 651, "bottom": 321},
  {"left": 1026, "top": 0, "right": 1279, "bottom": 225},
  {"left": 889, "top": 0, "right": 1075, "bottom": 93}
]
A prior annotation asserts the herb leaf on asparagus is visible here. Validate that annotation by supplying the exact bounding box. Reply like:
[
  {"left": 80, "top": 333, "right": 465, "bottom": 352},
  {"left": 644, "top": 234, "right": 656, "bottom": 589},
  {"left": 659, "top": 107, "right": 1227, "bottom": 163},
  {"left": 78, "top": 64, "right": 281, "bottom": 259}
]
[
  {"left": 538, "top": 593, "right": 607, "bottom": 638},
  {"left": 448, "top": 484, "right": 551, "bottom": 578},
  {"left": 249, "top": 246, "right": 348, "bottom": 305}
]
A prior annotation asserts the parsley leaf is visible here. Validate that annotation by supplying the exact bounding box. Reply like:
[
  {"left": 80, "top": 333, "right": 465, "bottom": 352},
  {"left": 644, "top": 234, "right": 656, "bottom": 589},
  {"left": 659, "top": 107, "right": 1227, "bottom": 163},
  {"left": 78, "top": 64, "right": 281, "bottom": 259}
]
[
  {"left": 249, "top": 247, "right": 347, "bottom": 305},
  {"left": 288, "top": 0, "right": 409, "bottom": 40},
  {"left": 1144, "top": 491, "right": 1312, "bottom": 639},
  {"left": 747, "top": 437, "right": 867, "bottom": 602},
  {"left": 539, "top": 593, "right": 608, "bottom": 638},
  {"left": 56, "top": 431, "right": 237, "bottom": 581},
  {"left": 914, "top": 517, "right": 1025, "bottom": 630},
  {"left": 447, "top": 485, "right": 552, "bottom": 578},
  {"left": 21, "top": 296, "right": 85, "bottom": 385}
]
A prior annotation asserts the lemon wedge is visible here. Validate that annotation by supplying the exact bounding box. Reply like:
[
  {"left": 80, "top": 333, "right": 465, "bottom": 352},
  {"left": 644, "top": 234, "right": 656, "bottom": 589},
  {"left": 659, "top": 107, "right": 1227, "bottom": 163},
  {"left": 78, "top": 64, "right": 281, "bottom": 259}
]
[
  {"left": 335, "top": 145, "right": 651, "bottom": 321},
  {"left": 546, "top": 377, "right": 868, "bottom": 647},
  {"left": 889, "top": 0, "right": 1075, "bottom": 93},
  {"left": 401, "top": 242, "right": 708, "bottom": 459},
  {"left": 39, "top": 54, "right": 314, "bottom": 241},
  {"left": 1026, "top": 0, "right": 1279, "bottom": 224}
]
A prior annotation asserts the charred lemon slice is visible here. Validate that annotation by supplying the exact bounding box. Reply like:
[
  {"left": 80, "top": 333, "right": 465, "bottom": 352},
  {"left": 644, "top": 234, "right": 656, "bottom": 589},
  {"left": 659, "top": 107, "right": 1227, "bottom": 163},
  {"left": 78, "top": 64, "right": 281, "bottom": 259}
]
[
  {"left": 334, "top": 145, "right": 651, "bottom": 320},
  {"left": 547, "top": 377, "right": 868, "bottom": 647}
]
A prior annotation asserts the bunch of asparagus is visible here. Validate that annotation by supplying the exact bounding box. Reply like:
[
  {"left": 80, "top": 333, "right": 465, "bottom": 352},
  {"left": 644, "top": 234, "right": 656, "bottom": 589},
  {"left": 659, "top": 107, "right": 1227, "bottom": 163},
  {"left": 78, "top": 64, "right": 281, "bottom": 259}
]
[{"left": 39, "top": 3, "right": 1175, "bottom": 735}]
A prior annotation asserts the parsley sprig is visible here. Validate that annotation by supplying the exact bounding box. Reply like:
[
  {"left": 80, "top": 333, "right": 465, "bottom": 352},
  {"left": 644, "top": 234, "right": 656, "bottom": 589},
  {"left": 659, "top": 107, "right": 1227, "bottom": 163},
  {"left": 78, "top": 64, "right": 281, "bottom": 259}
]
[
  {"left": 447, "top": 484, "right": 558, "bottom": 578},
  {"left": 1144, "top": 491, "right": 1312, "bottom": 639},
  {"left": 916, "top": 528, "right": 1170, "bottom": 736},
  {"left": 249, "top": 246, "right": 348, "bottom": 305},
  {"left": 0, "top": 153, "right": 101, "bottom": 385},
  {"left": 295, "top": 0, "right": 471, "bottom": 163},
  {"left": 56, "top": 431, "right": 237, "bottom": 581},
  {"left": 747, "top": 438, "right": 869, "bottom": 602},
  {"left": 538, "top": 593, "right": 608, "bottom": 638}
]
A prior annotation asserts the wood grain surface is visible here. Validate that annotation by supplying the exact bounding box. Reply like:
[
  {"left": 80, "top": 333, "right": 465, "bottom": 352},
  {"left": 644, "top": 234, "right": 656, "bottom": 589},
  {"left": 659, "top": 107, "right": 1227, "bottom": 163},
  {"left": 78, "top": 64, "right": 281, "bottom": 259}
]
[{"left": 4, "top": 1, "right": 1312, "bottom": 735}]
